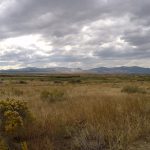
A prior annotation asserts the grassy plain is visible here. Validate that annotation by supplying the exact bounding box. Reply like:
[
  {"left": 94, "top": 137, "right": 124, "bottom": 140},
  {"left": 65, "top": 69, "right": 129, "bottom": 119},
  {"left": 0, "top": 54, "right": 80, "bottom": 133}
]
[{"left": 0, "top": 74, "right": 150, "bottom": 150}]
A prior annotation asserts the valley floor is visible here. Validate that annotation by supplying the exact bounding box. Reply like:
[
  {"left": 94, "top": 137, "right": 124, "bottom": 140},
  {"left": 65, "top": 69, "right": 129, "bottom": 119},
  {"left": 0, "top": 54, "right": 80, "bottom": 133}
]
[{"left": 0, "top": 74, "right": 150, "bottom": 150}]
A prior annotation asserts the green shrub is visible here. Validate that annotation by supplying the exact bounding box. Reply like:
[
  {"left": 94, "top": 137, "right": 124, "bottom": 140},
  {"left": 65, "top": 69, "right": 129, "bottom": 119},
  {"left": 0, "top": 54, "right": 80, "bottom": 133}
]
[
  {"left": 18, "top": 80, "right": 27, "bottom": 84},
  {"left": 40, "top": 89, "right": 65, "bottom": 103},
  {"left": 121, "top": 85, "right": 146, "bottom": 94}
]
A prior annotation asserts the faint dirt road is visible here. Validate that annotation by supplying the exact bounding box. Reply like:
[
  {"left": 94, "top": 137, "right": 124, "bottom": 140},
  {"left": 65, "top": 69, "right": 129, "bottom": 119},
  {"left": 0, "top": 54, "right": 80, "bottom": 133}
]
[{"left": 129, "top": 136, "right": 150, "bottom": 150}]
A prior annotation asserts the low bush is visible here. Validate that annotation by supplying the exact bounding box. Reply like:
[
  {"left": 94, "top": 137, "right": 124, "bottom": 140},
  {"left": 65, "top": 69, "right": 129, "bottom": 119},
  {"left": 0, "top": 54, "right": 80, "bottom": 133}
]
[
  {"left": 69, "top": 79, "right": 82, "bottom": 84},
  {"left": 121, "top": 85, "right": 146, "bottom": 94}
]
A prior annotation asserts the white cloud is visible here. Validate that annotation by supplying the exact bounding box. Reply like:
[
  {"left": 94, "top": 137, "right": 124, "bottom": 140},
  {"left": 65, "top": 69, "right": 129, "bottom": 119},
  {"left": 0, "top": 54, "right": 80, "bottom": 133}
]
[{"left": 0, "top": 0, "right": 150, "bottom": 69}]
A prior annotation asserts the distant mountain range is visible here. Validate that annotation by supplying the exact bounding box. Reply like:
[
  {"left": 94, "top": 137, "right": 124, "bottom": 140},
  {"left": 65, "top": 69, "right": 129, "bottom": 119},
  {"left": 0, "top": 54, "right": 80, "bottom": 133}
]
[
  {"left": 88, "top": 66, "right": 150, "bottom": 74},
  {"left": 0, "top": 67, "right": 83, "bottom": 74},
  {"left": 0, "top": 66, "right": 150, "bottom": 74}
]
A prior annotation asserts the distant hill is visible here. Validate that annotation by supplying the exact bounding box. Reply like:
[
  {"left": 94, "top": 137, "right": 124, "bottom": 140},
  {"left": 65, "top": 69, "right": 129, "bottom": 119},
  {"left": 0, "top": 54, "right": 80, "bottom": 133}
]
[{"left": 0, "top": 66, "right": 150, "bottom": 74}]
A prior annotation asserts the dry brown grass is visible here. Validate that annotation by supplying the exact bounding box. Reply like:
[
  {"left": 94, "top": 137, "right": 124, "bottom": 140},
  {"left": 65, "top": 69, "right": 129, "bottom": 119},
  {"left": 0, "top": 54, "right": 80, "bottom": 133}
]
[{"left": 0, "top": 76, "right": 150, "bottom": 150}]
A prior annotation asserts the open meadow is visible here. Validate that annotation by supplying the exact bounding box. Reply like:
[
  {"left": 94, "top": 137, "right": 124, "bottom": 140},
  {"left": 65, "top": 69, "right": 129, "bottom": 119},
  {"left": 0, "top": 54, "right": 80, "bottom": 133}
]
[{"left": 0, "top": 74, "right": 150, "bottom": 150}]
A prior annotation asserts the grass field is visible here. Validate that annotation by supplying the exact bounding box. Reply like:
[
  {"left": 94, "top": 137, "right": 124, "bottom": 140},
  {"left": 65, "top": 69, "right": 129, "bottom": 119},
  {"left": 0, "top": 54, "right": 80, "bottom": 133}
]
[{"left": 0, "top": 74, "right": 150, "bottom": 150}]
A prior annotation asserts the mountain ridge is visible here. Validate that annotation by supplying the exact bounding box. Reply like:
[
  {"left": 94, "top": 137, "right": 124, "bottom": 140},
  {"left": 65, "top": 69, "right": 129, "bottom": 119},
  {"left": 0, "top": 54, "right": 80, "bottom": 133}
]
[{"left": 0, "top": 66, "right": 150, "bottom": 74}]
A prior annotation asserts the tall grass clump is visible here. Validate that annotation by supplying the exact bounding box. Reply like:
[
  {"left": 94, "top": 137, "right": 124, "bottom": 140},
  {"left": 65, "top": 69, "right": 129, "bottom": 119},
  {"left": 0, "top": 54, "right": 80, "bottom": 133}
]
[{"left": 73, "top": 125, "right": 107, "bottom": 150}]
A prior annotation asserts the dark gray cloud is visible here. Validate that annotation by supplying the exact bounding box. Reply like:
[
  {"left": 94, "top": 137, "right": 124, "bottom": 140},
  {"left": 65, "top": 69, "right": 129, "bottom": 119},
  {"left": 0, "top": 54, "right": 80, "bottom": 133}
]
[{"left": 0, "top": 0, "right": 150, "bottom": 69}]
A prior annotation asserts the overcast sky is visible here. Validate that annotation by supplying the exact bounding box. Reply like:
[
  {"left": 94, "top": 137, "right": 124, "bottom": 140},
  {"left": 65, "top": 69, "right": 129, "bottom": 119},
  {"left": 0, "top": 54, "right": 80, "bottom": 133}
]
[{"left": 0, "top": 0, "right": 150, "bottom": 69}]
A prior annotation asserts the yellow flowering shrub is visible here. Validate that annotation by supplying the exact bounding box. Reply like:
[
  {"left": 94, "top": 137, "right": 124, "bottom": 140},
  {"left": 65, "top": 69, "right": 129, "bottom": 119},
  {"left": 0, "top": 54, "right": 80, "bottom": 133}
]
[
  {"left": 0, "top": 99, "right": 30, "bottom": 136},
  {"left": 0, "top": 99, "right": 31, "bottom": 149},
  {"left": 4, "top": 110, "right": 23, "bottom": 134}
]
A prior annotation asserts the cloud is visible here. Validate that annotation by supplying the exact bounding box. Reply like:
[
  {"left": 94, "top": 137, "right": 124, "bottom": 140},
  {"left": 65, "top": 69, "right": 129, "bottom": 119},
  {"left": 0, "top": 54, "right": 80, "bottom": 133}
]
[{"left": 0, "top": 0, "right": 150, "bottom": 69}]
